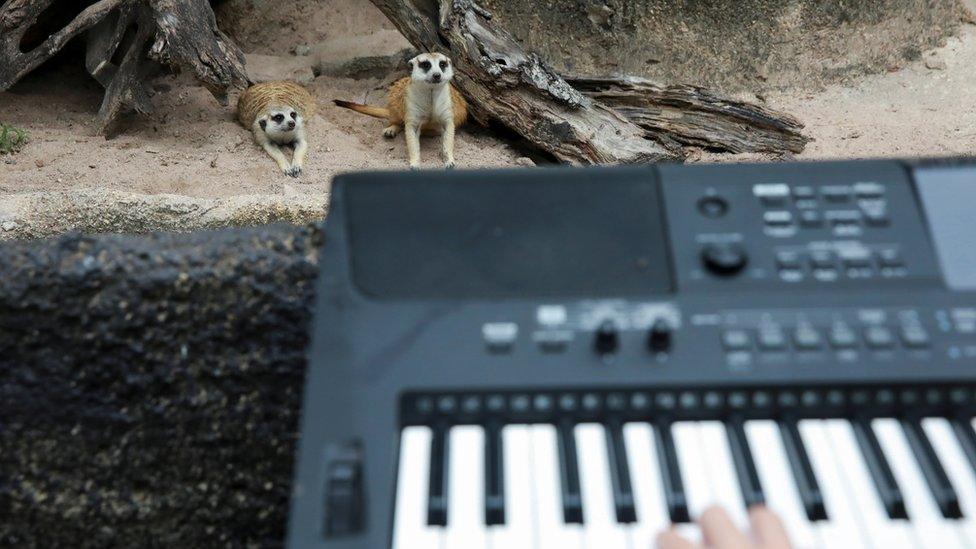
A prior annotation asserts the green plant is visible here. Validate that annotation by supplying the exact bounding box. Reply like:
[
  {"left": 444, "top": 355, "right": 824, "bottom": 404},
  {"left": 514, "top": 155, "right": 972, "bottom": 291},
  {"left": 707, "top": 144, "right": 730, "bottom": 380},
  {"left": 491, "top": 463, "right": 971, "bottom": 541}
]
[{"left": 0, "top": 123, "right": 28, "bottom": 154}]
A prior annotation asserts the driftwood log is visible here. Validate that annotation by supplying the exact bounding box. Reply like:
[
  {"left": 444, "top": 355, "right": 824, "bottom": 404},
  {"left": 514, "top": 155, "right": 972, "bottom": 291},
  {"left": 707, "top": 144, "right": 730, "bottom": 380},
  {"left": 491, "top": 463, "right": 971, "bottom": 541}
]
[
  {"left": 0, "top": 0, "right": 250, "bottom": 134},
  {"left": 370, "top": 0, "right": 809, "bottom": 162}
]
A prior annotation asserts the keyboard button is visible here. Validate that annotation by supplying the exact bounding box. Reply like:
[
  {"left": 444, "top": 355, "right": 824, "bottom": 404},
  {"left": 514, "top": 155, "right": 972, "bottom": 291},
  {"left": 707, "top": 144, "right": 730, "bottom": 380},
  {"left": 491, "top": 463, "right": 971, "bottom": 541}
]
[
  {"left": 822, "top": 185, "right": 852, "bottom": 202},
  {"left": 725, "top": 420, "right": 765, "bottom": 508},
  {"left": 878, "top": 248, "right": 905, "bottom": 268},
  {"left": 809, "top": 250, "right": 836, "bottom": 270},
  {"left": 922, "top": 418, "right": 976, "bottom": 542},
  {"left": 531, "top": 425, "right": 584, "bottom": 549},
  {"left": 901, "top": 325, "right": 931, "bottom": 348},
  {"left": 823, "top": 420, "right": 915, "bottom": 549},
  {"left": 446, "top": 426, "right": 487, "bottom": 549},
  {"left": 427, "top": 425, "right": 449, "bottom": 526},
  {"left": 753, "top": 183, "right": 790, "bottom": 205},
  {"left": 624, "top": 423, "right": 670, "bottom": 547},
  {"left": 775, "top": 250, "right": 803, "bottom": 270},
  {"left": 793, "top": 185, "right": 816, "bottom": 199},
  {"left": 900, "top": 419, "right": 963, "bottom": 519},
  {"left": 757, "top": 326, "right": 788, "bottom": 351},
  {"left": 604, "top": 422, "right": 636, "bottom": 523},
  {"left": 778, "top": 419, "right": 827, "bottom": 521},
  {"left": 799, "top": 209, "right": 824, "bottom": 228},
  {"left": 745, "top": 421, "right": 820, "bottom": 549},
  {"left": 874, "top": 419, "right": 967, "bottom": 549},
  {"left": 793, "top": 325, "right": 823, "bottom": 351},
  {"left": 393, "top": 427, "right": 444, "bottom": 549},
  {"left": 764, "top": 210, "right": 794, "bottom": 227},
  {"left": 490, "top": 426, "right": 535, "bottom": 547},
  {"left": 854, "top": 182, "right": 885, "bottom": 198},
  {"left": 722, "top": 329, "right": 752, "bottom": 351},
  {"left": 798, "top": 420, "right": 871, "bottom": 549},
  {"left": 864, "top": 325, "right": 896, "bottom": 349},
  {"left": 556, "top": 422, "right": 584, "bottom": 524},
  {"left": 699, "top": 421, "right": 749, "bottom": 527},
  {"left": 851, "top": 419, "right": 907, "bottom": 519},
  {"left": 484, "top": 424, "right": 505, "bottom": 525},
  {"left": 575, "top": 423, "right": 630, "bottom": 548},
  {"left": 654, "top": 422, "right": 690, "bottom": 524},
  {"left": 828, "top": 324, "right": 859, "bottom": 349}
]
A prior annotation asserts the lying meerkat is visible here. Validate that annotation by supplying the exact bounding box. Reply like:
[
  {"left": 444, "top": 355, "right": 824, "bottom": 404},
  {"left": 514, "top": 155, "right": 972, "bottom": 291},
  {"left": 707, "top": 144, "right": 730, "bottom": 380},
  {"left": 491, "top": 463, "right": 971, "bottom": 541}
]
[
  {"left": 237, "top": 80, "right": 316, "bottom": 177},
  {"left": 334, "top": 52, "right": 468, "bottom": 169}
]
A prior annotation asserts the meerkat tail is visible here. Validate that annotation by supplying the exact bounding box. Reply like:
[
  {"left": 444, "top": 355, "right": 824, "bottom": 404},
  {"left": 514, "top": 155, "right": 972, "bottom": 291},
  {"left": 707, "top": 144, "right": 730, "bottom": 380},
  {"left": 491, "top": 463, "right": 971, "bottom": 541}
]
[{"left": 333, "top": 99, "right": 390, "bottom": 119}]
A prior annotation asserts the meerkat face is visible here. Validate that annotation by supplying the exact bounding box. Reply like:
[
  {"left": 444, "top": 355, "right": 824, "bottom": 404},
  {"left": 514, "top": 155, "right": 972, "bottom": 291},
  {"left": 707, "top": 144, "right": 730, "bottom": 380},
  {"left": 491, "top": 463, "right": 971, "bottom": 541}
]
[
  {"left": 408, "top": 52, "right": 454, "bottom": 86},
  {"left": 258, "top": 106, "right": 303, "bottom": 143}
]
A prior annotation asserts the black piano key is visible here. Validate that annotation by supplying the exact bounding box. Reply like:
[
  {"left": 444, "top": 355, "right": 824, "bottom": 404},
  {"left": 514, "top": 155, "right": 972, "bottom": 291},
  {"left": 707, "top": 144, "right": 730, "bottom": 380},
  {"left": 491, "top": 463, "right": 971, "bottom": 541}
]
[
  {"left": 556, "top": 421, "right": 584, "bottom": 524},
  {"left": 778, "top": 419, "right": 827, "bottom": 521},
  {"left": 605, "top": 421, "right": 637, "bottom": 523},
  {"left": 901, "top": 418, "right": 963, "bottom": 519},
  {"left": 427, "top": 424, "right": 449, "bottom": 526},
  {"left": 725, "top": 420, "right": 766, "bottom": 508},
  {"left": 484, "top": 424, "right": 505, "bottom": 526},
  {"left": 852, "top": 418, "right": 907, "bottom": 520},
  {"left": 949, "top": 417, "right": 976, "bottom": 482},
  {"left": 654, "top": 422, "right": 690, "bottom": 523}
]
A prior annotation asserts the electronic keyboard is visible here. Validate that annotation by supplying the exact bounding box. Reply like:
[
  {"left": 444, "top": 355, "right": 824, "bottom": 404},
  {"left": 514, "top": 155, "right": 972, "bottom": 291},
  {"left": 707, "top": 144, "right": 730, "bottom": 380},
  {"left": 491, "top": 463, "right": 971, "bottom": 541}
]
[{"left": 287, "top": 159, "right": 976, "bottom": 549}]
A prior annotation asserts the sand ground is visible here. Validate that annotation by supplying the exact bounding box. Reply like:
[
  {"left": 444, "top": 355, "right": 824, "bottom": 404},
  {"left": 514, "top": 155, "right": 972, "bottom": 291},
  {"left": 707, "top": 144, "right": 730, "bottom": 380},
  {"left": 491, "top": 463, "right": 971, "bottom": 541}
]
[{"left": 0, "top": 1, "right": 973, "bottom": 238}]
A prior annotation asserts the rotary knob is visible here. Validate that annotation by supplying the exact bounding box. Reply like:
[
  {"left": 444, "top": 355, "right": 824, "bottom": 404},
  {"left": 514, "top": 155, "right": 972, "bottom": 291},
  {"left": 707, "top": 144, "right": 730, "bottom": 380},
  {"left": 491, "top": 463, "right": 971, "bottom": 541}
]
[
  {"left": 647, "top": 318, "right": 673, "bottom": 353},
  {"left": 701, "top": 242, "right": 748, "bottom": 277},
  {"left": 594, "top": 320, "right": 619, "bottom": 355}
]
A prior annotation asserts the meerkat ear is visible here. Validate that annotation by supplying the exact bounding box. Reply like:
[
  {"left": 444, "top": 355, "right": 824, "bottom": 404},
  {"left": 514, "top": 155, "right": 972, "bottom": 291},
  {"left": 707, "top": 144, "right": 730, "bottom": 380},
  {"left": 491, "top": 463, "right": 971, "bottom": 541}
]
[{"left": 259, "top": 118, "right": 267, "bottom": 130}]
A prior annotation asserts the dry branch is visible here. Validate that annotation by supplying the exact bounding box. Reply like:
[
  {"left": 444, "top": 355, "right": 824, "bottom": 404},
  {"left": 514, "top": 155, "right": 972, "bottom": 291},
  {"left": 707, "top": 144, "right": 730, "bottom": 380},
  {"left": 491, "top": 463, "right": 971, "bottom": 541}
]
[{"left": 370, "top": 0, "right": 809, "bottom": 162}]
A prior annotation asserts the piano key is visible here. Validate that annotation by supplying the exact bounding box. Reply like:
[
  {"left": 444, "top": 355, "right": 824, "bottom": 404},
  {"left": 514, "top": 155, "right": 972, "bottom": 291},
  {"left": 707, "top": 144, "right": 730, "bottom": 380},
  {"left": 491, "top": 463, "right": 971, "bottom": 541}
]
[
  {"left": 951, "top": 418, "right": 976, "bottom": 486},
  {"left": 490, "top": 425, "right": 537, "bottom": 548},
  {"left": 922, "top": 418, "right": 976, "bottom": 543},
  {"left": 852, "top": 418, "right": 908, "bottom": 519},
  {"left": 575, "top": 423, "right": 632, "bottom": 549},
  {"left": 531, "top": 424, "right": 584, "bottom": 549},
  {"left": 900, "top": 418, "right": 963, "bottom": 519},
  {"left": 725, "top": 420, "right": 766, "bottom": 509},
  {"left": 672, "top": 421, "right": 710, "bottom": 543},
  {"left": 698, "top": 421, "right": 749, "bottom": 527},
  {"left": 604, "top": 421, "right": 637, "bottom": 523},
  {"left": 428, "top": 424, "right": 449, "bottom": 526},
  {"left": 393, "top": 426, "right": 444, "bottom": 549},
  {"left": 653, "top": 421, "right": 690, "bottom": 523},
  {"left": 873, "top": 418, "right": 968, "bottom": 549},
  {"left": 823, "top": 419, "right": 918, "bottom": 549},
  {"left": 744, "top": 420, "right": 820, "bottom": 549},
  {"left": 485, "top": 423, "right": 505, "bottom": 526},
  {"left": 446, "top": 425, "right": 487, "bottom": 549},
  {"left": 623, "top": 423, "right": 670, "bottom": 549},
  {"left": 778, "top": 418, "right": 828, "bottom": 521},
  {"left": 557, "top": 421, "right": 585, "bottom": 524},
  {"left": 798, "top": 420, "right": 871, "bottom": 549}
]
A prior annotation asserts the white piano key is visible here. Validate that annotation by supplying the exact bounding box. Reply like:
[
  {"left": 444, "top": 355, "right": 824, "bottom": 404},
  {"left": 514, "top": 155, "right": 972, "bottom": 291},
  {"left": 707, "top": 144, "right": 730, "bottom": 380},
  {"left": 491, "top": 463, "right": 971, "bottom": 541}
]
[
  {"left": 823, "top": 419, "right": 919, "bottom": 549},
  {"left": 575, "top": 423, "right": 632, "bottom": 549},
  {"left": 446, "top": 425, "right": 488, "bottom": 549},
  {"left": 873, "top": 418, "right": 968, "bottom": 549},
  {"left": 698, "top": 421, "right": 749, "bottom": 528},
  {"left": 744, "top": 420, "right": 820, "bottom": 549},
  {"left": 531, "top": 424, "right": 584, "bottom": 549},
  {"left": 672, "top": 422, "right": 710, "bottom": 543},
  {"left": 490, "top": 425, "right": 537, "bottom": 548},
  {"left": 393, "top": 426, "right": 444, "bottom": 549},
  {"left": 798, "top": 420, "right": 870, "bottom": 549},
  {"left": 921, "top": 418, "right": 976, "bottom": 543},
  {"left": 623, "top": 423, "right": 670, "bottom": 549}
]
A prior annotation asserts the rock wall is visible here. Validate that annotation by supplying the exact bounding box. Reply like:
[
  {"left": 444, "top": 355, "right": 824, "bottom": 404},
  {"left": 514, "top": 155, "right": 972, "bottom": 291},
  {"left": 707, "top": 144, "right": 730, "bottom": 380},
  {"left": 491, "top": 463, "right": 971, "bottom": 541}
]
[
  {"left": 480, "top": 0, "right": 969, "bottom": 91},
  {"left": 0, "top": 225, "right": 318, "bottom": 547}
]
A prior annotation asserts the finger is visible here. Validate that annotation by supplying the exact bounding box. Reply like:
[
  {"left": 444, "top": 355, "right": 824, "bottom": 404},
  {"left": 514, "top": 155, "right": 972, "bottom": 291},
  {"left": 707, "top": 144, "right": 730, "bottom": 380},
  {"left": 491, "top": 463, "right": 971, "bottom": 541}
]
[
  {"left": 655, "top": 528, "right": 698, "bottom": 549},
  {"left": 699, "top": 505, "right": 751, "bottom": 549},
  {"left": 749, "top": 506, "right": 792, "bottom": 549}
]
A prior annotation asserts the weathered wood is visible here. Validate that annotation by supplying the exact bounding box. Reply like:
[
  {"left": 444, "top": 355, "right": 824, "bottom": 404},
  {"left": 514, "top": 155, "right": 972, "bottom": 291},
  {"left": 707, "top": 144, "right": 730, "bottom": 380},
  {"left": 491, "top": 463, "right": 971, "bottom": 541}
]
[
  {"left": 371, "top": 0, "right": 683, "bottom": 164},
  {"left": 0, "top": 0, "right": 249, "bottom": 134},
  {"left": 566, "top": 74, "right": 809, "bottom": 154}
]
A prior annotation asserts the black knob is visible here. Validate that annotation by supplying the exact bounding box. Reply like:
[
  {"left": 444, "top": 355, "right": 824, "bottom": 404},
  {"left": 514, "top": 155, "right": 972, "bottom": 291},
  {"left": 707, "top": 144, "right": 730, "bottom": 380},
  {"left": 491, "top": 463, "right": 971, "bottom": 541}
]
[
  {"left": 647, "top": 319, "right": 672, "bottom": 353},
  {"left": 701, "top": 242, "right": 748, "bottom": 276},
  {"left": 594, "top": 320, "right": 619, "bottom": 355}
]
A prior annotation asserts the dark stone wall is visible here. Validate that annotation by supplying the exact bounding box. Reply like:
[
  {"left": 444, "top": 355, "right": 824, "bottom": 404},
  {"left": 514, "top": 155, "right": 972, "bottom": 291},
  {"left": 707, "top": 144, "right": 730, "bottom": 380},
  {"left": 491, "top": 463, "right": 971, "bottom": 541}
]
[{"left": 0, "top": 225, "right": 320, "bottom": 548}]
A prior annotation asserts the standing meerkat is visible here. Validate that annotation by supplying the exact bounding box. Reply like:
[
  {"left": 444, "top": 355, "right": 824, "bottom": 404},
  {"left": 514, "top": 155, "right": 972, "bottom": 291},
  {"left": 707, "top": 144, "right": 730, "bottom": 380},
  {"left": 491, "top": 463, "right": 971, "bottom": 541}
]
[
  {"left": 237, "top": 80, "right": 316, "bottom": 177},
  {"left": 334, "top": 52, "right": 468, "bottom": 169}
]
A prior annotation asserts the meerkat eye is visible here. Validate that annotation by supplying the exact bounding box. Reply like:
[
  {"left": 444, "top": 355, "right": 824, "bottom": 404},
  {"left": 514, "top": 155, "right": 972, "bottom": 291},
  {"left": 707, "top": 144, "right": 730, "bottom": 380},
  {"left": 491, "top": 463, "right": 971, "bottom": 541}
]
[
  {"left": 439, "top": 60, "right": 448, "bottom": 70},
  {"left": 419, "top": 60, "right": 431, "bottom": 71},
  {"left": 272, "top": 114, "right": 284, "bottom": 123},
  {"left": 290, "top": 111, "right": 297, "bottom": 119}
]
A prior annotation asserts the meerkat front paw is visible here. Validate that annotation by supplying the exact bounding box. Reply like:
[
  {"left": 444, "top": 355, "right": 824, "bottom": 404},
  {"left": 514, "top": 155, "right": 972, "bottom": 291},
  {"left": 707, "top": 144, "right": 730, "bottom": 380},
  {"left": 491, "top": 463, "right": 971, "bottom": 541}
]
[
  {"left": 286, "top": 165, "right": 303, "bottom": 177},
  {"left": 445, "top": 161, "right": 456, "bottom": 170},
  {"left": 383, "top": 125, "right": 401, "bottom": 139}
]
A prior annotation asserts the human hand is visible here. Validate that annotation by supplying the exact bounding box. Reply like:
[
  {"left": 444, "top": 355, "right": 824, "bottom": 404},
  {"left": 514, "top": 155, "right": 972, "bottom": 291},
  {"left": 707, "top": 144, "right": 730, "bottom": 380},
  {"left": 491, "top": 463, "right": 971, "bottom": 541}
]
[{"left": 656, "top": 505, "right": 792, "bottom": 549}]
